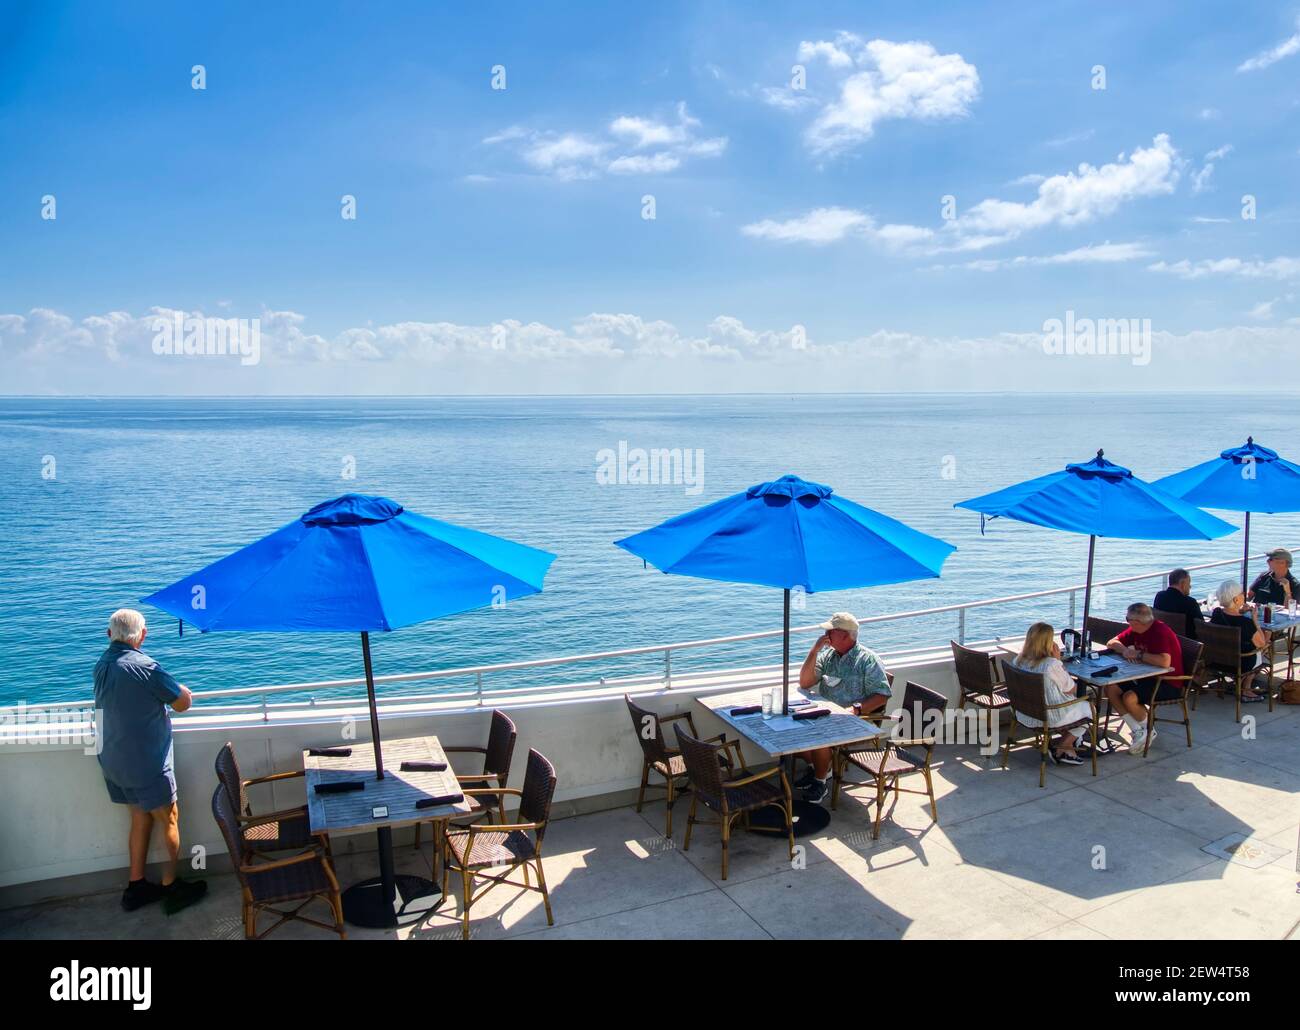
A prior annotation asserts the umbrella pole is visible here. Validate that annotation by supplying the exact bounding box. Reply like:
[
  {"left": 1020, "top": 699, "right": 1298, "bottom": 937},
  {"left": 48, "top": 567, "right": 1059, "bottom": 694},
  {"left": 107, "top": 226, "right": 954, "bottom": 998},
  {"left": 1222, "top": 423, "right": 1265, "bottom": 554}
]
[
  {"left": 1080, "top": 535, "right": 1096, "bottom": 638},
  {"left": 782, "top": 588, "right": 791, "bottom": 716},
  {"left": 360, "top": 631, "right": 385, "bottom": 780},
  {"left": 1242, "top": 511, "right": 1251, "bottom": 593}
]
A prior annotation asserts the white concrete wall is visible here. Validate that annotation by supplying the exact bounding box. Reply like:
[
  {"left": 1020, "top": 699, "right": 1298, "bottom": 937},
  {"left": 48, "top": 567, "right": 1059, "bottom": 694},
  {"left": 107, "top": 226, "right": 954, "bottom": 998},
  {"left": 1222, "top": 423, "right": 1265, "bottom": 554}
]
[{"left": 0, "top": 648, "right": 965, "bottom": 904}]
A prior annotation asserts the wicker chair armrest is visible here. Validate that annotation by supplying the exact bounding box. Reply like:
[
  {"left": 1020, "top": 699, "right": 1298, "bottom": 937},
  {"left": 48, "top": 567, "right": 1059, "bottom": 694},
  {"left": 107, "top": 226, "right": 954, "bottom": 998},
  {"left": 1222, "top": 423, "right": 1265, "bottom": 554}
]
[
  {"left": 455, "top": 771, "right": 504, "bottom": 785},
  {"left": 240, "top": 849, "right": 321, "bottom": 875},
  {"left": 717, "top": 738, "right": 748, "bottom": 772},
  {"left": 723, "top": 766, "right": 782, "bottom": 789},
  {"left": 466, "top": 820, "right": 542, "bottom": 834},
  {"left": 463, "top": 786, "right": 521, "bottom": 798},
  {"left": 1044, "top": 697, "right": 1094, "bottom": 713},
  {"left": 889, "top": 737, "right": 936, "bottom": 750},
  {"left": 238, "top": 805, "right": 308, "bottom": 826},
  {"left": 656, "top": 711, "right": 693, "bottom": 726},
  {"left": 244, "top": 769, "right": 303, "bottom": 786}
]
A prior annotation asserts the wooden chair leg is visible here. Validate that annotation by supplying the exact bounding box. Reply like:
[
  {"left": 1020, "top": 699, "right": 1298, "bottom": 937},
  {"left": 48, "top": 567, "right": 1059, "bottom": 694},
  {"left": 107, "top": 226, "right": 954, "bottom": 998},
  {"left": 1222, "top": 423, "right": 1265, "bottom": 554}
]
[
  {"left": 682, "top": 795, "right": 697, "bottom": 852},
  {"left": 872, "top": 770, "right": 886, "bottom": 839},
  {"left": 535, "top": 857, "right": 554, "bottom": 926},
  {"left": 461, "top": 870, "right": 473, "bottom": 940},
  {"left": 1038, "top": 731, "right": 1047, "bottom": 787},
  {"left": 413, "top": 821, "right": 422, "bottom": 850},
  {"left": 923, "top": 764, "right": 938, "bottom": 822},
  {"left": 720, "top": 816, "right": 730, "bottom": 880},
  {"left": 665, "top": 777, "right": 675, "bottom": 838},
  {"left": 635, "top": 760, "right": 649, "bottom": 813}
]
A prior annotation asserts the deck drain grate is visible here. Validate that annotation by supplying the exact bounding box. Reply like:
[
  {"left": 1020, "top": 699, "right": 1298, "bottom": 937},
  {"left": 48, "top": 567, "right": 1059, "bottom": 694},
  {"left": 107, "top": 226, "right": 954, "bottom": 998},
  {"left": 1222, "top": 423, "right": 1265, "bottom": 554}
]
[{"left": 1200, "top": 832, "right": 1289, "bottom": 869}]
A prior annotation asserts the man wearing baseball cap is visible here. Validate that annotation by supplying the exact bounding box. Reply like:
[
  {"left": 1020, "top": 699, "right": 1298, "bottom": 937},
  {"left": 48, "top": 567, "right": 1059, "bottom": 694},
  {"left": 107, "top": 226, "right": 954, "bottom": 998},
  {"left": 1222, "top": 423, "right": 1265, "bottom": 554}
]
[
  {"left": 1248, "top": 548, "right": 1300, "bottom": 606},
  {"left": 794, "top": 611, "right": 892, "bottom": 804}
]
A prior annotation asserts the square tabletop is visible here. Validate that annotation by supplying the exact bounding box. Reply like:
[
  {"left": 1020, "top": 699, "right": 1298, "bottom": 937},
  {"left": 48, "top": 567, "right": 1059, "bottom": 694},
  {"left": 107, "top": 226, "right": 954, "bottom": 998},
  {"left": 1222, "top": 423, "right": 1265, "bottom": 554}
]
[
  {"left": 996, "top": 644, "right": 1156, "bottom": 687},
  {"left": 695, "top": 687, "right": 884, "bottom": 758},
  {"left": 305, "top": 735, "right": 475, "bottom": 835}
]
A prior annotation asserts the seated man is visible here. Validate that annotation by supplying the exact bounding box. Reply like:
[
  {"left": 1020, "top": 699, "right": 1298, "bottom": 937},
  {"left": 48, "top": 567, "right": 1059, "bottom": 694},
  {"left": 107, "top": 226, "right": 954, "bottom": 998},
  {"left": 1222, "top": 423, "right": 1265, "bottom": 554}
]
[
  {"left": 1247, "top": 547, "right": 1300, "bottom": 606},
  {"left": 1153, "top": 567, "right": 1205, "bottom": 640},
  {"left": 1103, "top": 603, "right": 1184, "bottom": 755},
  {"left": 795, "top": 612, "right": 891, "bottom": 803}
]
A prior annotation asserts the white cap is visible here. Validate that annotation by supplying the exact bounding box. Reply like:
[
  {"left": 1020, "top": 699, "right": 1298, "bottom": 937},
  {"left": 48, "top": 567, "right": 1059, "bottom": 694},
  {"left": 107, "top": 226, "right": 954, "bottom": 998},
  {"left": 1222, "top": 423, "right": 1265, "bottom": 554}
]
[{"left": 819, "top": 612, "right": 859, "bottom": 635}]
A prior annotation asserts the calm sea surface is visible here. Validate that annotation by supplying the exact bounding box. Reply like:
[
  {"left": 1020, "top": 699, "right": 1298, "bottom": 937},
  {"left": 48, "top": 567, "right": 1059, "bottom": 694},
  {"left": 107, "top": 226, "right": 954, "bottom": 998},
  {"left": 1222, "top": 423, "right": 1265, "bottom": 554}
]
[{"left": 1, "top": 394, "right": 1294, "bottom": 706}]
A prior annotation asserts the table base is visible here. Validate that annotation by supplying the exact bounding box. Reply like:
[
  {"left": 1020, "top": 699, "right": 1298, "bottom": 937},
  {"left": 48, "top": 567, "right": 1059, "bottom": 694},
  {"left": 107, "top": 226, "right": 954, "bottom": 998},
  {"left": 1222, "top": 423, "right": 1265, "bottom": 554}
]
[
  {"left": 744, "top": 800, "right": 831, "bottom": 838},
  {"left": 342, "top": 874, "right": 442, "bottom": 929}
]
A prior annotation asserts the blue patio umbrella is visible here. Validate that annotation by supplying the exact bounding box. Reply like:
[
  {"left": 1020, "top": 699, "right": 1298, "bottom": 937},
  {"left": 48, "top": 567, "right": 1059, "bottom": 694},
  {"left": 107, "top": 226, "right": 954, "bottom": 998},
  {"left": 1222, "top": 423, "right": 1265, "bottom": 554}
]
[
  {"left": 142, "top": 493, "right": 555, "bottom": 928},
  {"left": 614, "top": 474, "right": 956, "bottom": 715},
  {"left": 955, "top": 450, "right": 1237, "bottom": 639},
  {"left": 1154, "top": 437, "right": 1300, "bottom": 591}
]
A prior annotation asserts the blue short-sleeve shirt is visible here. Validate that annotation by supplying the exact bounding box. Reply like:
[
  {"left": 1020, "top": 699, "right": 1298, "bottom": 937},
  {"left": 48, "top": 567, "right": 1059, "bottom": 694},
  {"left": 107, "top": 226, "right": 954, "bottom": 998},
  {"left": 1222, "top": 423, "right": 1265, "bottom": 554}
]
[
  {"left": 93, "top": 642, "right": 182, "bottom": 789},
  {"left": 814, "top": 642, "right": 890, "bottom": 706}
]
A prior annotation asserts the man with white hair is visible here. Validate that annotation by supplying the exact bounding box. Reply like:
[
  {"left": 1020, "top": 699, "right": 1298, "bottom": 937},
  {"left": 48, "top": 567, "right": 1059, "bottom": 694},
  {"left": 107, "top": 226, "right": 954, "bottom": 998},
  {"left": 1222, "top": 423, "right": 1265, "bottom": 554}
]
[
  {"left": 93, "top": 608, "right": 206, "bottom": 913},
  {"left": 795, "top": 612, "right": 891, "bottom": 804}
]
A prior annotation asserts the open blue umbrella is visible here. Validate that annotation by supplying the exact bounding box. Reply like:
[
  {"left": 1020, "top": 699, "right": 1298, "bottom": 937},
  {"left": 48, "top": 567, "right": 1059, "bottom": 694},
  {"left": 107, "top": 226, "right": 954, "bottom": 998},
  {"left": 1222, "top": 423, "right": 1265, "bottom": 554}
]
[
  {"left": 142, "top": 493, "right": 555, "bottom": 928},
  {"left": 1154, "top": 437, "right": 1300, "bottom": 590},
  {"left": 955, "top": 450, "right": 1236, "bottom": 638},
  {"left": 615, "top": 474, "right": 956, "bottom": 714}
]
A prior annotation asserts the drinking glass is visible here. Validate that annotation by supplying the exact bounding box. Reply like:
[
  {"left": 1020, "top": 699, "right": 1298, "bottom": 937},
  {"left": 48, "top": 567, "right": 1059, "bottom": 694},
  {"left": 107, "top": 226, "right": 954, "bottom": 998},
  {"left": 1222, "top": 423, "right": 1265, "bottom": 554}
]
[{"left": 761, "top": 692, "right": 773, "bottom": 720}]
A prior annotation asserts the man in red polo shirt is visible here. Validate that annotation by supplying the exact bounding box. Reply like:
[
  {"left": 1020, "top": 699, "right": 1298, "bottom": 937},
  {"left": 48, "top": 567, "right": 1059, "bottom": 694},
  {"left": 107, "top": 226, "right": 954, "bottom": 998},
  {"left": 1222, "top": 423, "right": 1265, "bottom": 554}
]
[{"left": 1104, "top": 603, "right": 1184, "bottom": 755}]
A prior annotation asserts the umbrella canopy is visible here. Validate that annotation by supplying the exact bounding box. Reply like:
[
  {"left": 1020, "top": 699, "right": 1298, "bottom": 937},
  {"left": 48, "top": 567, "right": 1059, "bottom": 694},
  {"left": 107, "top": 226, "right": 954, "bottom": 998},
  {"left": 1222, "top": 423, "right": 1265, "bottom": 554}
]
[
  {"left": 143, "top": 493, "right": 556, "bottom": 776},
  {"left": 615, "top": 474, "right": 956, "bottom": 712},
  {"left": 955, "top": 450, "right": 1236, "bottom": 638},
  {"left": 1154, "top": 437, "right": 1300, "bottom": 588}
]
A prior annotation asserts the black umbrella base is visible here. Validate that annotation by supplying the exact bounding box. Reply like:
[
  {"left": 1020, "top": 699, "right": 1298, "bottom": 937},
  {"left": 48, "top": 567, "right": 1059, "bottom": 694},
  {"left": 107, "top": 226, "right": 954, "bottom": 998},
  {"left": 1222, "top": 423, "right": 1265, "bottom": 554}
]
[
  {"left": 744, "top": 800, "right": 831, "bottom": 838},
  {"left": 342, "top": 874, "right": 442, "bottom": 929}
]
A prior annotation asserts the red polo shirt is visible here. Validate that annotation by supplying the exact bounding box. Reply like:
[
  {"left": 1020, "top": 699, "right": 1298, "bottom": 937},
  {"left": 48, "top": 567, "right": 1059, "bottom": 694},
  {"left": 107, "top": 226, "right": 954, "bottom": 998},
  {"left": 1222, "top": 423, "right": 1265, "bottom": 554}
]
[{"left": 1116, "top": 619, "right": 1184, "bottom": 680}]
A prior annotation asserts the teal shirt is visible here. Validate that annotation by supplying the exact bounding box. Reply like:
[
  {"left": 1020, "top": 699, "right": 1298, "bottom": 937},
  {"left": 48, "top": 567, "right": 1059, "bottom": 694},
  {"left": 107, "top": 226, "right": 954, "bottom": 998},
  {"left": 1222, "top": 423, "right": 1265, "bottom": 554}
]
[{"left": 814, "top": 642, "right": 890, "bottom": 706}]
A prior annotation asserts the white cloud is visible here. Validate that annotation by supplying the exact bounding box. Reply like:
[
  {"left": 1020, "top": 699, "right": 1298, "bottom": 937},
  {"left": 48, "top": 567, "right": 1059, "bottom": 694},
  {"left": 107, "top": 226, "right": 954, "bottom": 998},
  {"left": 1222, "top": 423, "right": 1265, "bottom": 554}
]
[
  {"left": 1248, "top": 300, "right": 1277, "bottom": 320},
  {"left": 1191, "top": 143, "right": 1232, "bottom": 193},
  {"left": 1149, "top": 257, "right": 1300, "bottom": 280},
  {"left": 485, "top": 103, "right": 726, "bottom": 179},
  {"left": 6, "top": 306, "right": 1300, "bottom": 394},
  {"left": 1045, "top": 129, "right": 1095, "bottom": 148},
  {"left": 740, "top": 206, "right": 933, "bottom": 247},
  {"left": 785, "top": 32, "right": 979, "bottom": 156},
  {"left": 1237, "top": 19, "right": 1300, "bottom": 72},
  {"left": 948, "top": 241, "right": 1156, "bottom": 271}
]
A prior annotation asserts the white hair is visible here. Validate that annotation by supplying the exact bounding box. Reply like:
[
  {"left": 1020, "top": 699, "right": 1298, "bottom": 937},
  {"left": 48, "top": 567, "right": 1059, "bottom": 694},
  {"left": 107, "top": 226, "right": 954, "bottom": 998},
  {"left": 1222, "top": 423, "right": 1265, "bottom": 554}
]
[
  {"left": 108, "top": 608, "right": 146, "bottom": 644},
  {"left": 1216, "top": 580, "right": 1242, "bottom": 608}
]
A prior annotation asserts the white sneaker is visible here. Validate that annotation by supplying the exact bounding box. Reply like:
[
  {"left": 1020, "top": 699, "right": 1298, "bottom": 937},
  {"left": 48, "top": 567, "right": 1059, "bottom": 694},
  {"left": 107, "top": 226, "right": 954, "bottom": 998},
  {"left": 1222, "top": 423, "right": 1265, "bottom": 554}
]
[{"left": 1127, "top": 724, "right": 1148, "bottom": 754}]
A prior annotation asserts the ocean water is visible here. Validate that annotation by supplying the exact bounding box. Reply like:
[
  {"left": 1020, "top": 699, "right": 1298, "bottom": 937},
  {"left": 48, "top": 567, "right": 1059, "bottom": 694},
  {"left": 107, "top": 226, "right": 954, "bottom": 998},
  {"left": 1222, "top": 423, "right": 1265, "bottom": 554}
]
[{"left": 2, "top": 394, "right": 1295, "bottom": 707}]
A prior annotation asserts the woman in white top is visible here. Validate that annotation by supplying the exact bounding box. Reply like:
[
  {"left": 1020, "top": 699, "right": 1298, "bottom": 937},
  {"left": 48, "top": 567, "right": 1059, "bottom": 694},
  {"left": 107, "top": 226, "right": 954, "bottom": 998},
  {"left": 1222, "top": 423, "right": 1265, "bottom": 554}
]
[{"left": 1011, "top": 622, "right": 1094, "bottom": 765}]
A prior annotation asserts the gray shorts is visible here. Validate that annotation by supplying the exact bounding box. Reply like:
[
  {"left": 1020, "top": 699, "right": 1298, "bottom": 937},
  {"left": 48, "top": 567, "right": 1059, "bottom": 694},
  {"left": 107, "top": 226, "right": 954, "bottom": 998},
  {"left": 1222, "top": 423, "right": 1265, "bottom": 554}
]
[{"left": 104, "top": 769, "right": 177, "bottom": 811}]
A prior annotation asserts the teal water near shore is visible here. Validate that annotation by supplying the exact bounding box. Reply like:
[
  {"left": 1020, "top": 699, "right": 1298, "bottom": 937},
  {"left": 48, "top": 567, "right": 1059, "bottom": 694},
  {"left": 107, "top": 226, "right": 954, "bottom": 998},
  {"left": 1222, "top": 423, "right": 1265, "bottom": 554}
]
[{"left": 2, "top": 394, "right": 1294, "bottom": 706}]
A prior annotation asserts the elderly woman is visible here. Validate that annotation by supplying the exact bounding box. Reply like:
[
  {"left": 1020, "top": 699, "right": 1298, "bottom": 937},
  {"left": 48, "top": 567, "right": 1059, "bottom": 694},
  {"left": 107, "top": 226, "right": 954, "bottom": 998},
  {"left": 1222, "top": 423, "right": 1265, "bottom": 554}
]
[
  {"left": 1010, "top": 622, "right": 1093, "bottom": 765},
  {"left": 1210, "top": 580, "right": 1270, "bottom": 702}
]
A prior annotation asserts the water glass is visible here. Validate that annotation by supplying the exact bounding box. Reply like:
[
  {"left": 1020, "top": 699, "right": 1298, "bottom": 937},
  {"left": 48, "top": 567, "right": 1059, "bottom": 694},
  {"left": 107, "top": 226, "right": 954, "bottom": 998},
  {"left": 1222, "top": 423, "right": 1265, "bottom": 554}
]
[{"left": 761, "top": 692, "right": 773, "bottom": 720}]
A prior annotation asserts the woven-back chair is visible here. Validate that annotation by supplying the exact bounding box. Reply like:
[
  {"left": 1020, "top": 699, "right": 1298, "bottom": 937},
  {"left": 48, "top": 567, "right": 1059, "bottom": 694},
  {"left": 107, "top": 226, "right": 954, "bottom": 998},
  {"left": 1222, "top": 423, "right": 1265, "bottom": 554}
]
[
  {"left": 1153, "top": 609, "right": 1187, "bottom": 637},
  {"left": 674, "top": 724, "right": 792, "bottom": 881},
  {"left": 1198, "top": 620, "right": 1274, "bottom": 722},
  {"left": 214, "top": 742, "right": 327, "bottom": 859},
  {"left": 831, "top": 681, "right": 945, "bottom": 838},
  {"left": 442, "top": 748, "right": 558, "bottom": 940},
  {"left": 211, "top": 783, "right": 345, "bottom": 940},
  {"left": 951, "top": 641, "right": 1009, "bottom": 715},
  {"left": 1000, "top": 663, "right": 1096, "bottom": 786},
  {"left": 1125, "top": 635, "right": 1201, "bottom": 757},
  {"left": 415, "top": 710, "right": 517, "bottom": 851},
  {"left": 1085, "top": 616, "right": 1128, "bottom": 649},
  {"left": 624, "top": 694, "right": 733, "bottom": 837}
]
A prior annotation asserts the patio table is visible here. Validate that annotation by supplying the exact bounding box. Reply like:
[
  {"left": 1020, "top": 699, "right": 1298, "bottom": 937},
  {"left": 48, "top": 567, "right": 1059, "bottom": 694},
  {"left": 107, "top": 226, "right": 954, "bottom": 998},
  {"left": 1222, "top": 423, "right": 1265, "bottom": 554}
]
[
  {"left": 305, "top": 735, "right": 476, "bottom": 929},
  {"left": 695, "top": 686, "right": 883, "bottom": 836}
]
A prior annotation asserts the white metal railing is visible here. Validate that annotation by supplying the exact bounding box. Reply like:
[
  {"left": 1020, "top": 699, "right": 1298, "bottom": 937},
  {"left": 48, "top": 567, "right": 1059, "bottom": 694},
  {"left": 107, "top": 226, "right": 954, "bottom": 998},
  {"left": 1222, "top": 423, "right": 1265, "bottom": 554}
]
[{"left": 3, "top": 549, "right": 1271, "bottom": 728}]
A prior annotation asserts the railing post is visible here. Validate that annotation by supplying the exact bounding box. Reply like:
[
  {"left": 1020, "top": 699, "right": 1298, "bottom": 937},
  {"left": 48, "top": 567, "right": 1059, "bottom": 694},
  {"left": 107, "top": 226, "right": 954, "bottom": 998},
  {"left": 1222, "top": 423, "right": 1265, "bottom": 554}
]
[
  {"left": 475, "top": 672, "right": 483, "bottom": 706},
  {"left": 1068, "top": 589, "right": 1076, "bottom": 629},
  {"left": 664, "top": 648, "right": 672, "bottom": 688},
  {"left": 958, "top": 608, "right": 966, "bottom": 645},
  {"left": 260, "top": 693, "right": 268, "bottom": 723}
]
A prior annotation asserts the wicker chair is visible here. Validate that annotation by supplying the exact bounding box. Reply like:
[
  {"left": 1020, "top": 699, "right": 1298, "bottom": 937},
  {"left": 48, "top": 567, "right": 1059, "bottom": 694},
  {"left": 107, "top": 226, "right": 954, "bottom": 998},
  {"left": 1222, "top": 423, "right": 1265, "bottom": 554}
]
[
  {"left": 1129, "top": 635, "right": 1201, "bottom": 757},
  {"left": 1197, "top": 621, "right": 1275, "bottom": 722},
  {"left": 442, "top": 748, "right": 557, "bottom": 941},
  {"left": 624, "top": 694, "right": 733, "bottom": 837},
  {"left": 674, "top": 724, "right": 793, "bottom": 880},
  {"left": 1085, "top": 616, "right": 1128, "bottom": 649},
  {"left": 1153, "top": 609, "right": 1187, "bottom": 637},
  {"left": 214, "top": 742, "right": 328, "bottom": 859},
  {"left": 211, "top": 783, "right": 345, "bottom": 940},
  {"left": 414, "top": 709, "right": 517, "bottom": 851},
  {"left": 1000, "top": 663, "right": 1096, "bottom": 787},
  {"left": 951, "top": 641, "right": 1010, "bottom": 715},
  {"left": 831, "top": 681, "right": 945, "bottom": 839}
]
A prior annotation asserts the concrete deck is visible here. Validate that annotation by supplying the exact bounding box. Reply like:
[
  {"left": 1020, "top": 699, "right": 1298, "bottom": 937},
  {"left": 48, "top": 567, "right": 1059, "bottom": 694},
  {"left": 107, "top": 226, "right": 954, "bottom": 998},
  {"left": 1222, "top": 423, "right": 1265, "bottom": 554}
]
[{"left": 4, "top": 696, "right": 1298, "bottom": 940}]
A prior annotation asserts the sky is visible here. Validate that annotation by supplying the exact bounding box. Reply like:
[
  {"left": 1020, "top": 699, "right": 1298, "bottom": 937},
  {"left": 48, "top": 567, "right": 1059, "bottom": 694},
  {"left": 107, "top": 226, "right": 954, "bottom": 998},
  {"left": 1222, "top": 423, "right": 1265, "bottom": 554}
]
[{"left": 1, "top": 0, "right": 1298, "bottom": 394}]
